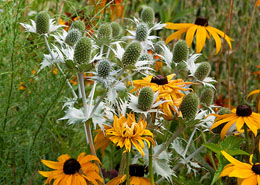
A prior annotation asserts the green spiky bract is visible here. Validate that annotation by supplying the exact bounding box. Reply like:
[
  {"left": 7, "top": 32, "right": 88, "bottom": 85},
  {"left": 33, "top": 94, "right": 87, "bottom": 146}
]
[
  {"left": 139, "top": 54, "right": 152, "bottom": 61},
  {"left": 200, "top": 88, "right": 214, "bottom": 106},
  {"left": 138, "top": 87, "right": 154, "bottom": 111},
  {"left": 65, "top": 29, "right": 82, "bottom": 46},
  {"left": 35, "top": 11, "right": 50, "bottom": 34},
  {"left": 98, "top": 23, "right": 112, "bottom": 40},
  {"left": 98, "top": 59, "right": 111, "bottom": 78},
  {"left": 111, "top": 22, "right": 121, "bottom": 38},
  {"left": 70, "top": 20, "right": 85, "bottom": 34},
  {"left": 194, "top": 62, "right": 211, "bottom": 81},
  {"left": 180, "top": 93, "right": 199, "bottom": 121},
  {"left": 74, "top": 37, "right": 92, "bottom": 68},
  {"left": 173, "top": 40, "right": 188, "bottom": 63},
  {"left": 141, "top": 7, "right": 155, "bottom": 25},
  {"left": 135, "top": 23, "right": 148, "bottom": 42},
  {"left": 122, "top": 41, "right": 142, "bottom": 66}
]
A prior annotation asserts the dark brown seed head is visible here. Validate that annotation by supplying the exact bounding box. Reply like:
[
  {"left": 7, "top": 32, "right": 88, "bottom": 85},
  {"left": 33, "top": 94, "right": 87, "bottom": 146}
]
[
  {"left": 150, "top": 75, "right": 168, "bottom": 85},
  {"left": 129, "top": 164, "right": 147, "bottom": 177},
  {"left": 63, "top": 158, "right": 81, "bottom": 175},
  {"left": 236, "top": 104, "right": 252, "bottom": 117},
  {"left": 195, "top": 17, "right": 208, "bottom": 26},
  {"left": 252, "top": 164, "right": 260, "bottom": 174}
]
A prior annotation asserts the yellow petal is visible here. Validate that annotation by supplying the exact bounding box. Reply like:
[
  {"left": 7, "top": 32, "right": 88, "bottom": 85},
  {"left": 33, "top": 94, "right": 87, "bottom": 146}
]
[
  {"left": 247, "top": 89, "right": 260, "bottom": 100},
  {"left": 207, "top": 26, "right": 233, "bottom": 49},
  {"left": 255, "top": 0, "right": 260, "bottom": 7},
  {"left": 38, "top": 171, "right": 52, "bottom": 177},
  {"left": 221, "top": 151, "right": 252, "bottom": 168},
  {"left": 165, "top": 23, "right": 193, "bottom": 30},
  {"left": 228, "top": 168, "right": 255, "bottom": 178},
  {"left": 241, "top": 175, "right": 258, "bottom": 185},
  {"left": 195, "top": 26, "right": 207, "bottom": 53},
  {"left": 244, "top": 117, "right": 258, "bottom": 136},
  {"left": 206, "top": 26, "right": 221, "bottom": 54},
  {"left": 41, "top": 160, "right": 63, "bottom": 170},
  {"left": 235, "top": 117, "right": 244, "bottom": 132},
  {"left": 165, "top": 29, "right": 188, "bottom": 44},
  {"left": 185, "top": 25, "right": 198, "bottom": 47},
  {"left": 220, "top": 119, "right": 235, "bottom": 140},
  {"left": 210, "top": 115, "right": 237, "bottom": 130}
]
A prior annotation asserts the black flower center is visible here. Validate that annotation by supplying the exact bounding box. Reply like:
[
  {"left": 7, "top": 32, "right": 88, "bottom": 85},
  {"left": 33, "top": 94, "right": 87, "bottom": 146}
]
[
  {"left": 150, "top": 75, "right": 168, "bottom": 85},
  {"left": 195, "top": 17, "right": 208, "bottom": 26},
  {"left": 252, "top": 164, "right": 260, "bottom": 174},
  {"left": 63, "top": 158, "right": 81, "bottom": 175},
  {"left": 129, "top": 164, "right": 147, "bottom": 177},
  {"left": 236, "top": 104, "right": 252, "bottom": 117}
]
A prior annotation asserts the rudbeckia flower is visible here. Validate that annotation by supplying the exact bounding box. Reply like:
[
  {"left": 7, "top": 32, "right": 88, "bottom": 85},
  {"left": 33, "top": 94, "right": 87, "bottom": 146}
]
[
  {"left": 210, "top": 104, "right": 260, "bottom": 139},
  {"left": 219, "top": 151, "right": 260, "bottom": 185},
  {"left": 94, "top": 125, "right": 111, "bottom": 155},
  {"left": 165, "top": 17, "right": 233, "bottom": 54},
  {"left": 256, "top": 0, "right": 260, "bottom": 7},
  {"left": 130, "top": 74, "right": 192, "bottom": 120},
  {"left": 106, "top": 113, "right": 155, "bottom": 157},
  {"left": 106, "top": 164, "right": 154, "bottom": 185},
  {"left": 39, "top": 153, "right": 103, "bottom": 185}
]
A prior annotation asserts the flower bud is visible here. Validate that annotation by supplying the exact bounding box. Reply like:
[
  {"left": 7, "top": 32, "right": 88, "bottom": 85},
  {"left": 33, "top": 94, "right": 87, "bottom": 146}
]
[
  {"left": 194, "top": 62, "right": 211, "bottom": 81},
  {"left": 200, "top": 88, "right": 214, "bottom": 106},
  {"left": 135, "top": 23, "right": 148, "bottom": 42},
  {"left": 98, "top": 23, "right": 112, "bottom": 40},
  {"left": 138, "top": 87, "right": 154, "bottom": 111},
  {"left": 98, "top": 59, "right": 111, "bottom": 78},
  {"left": 35, "top": 11, "right": 50, "bottom": 34},
  {"left": 173, "top": 40, "right": 188, "bottom": 63},
  {"left": 65, "top": 29, "right": 82, "bottom": 46},
  {"left": 141, "top": 7, "right": 155, "bottom": 24},
  {"left": 111, "top": 22, "right": 121, "bottom": 38},
  {"left": 180, "top": 93, "right": 199, "bottom": 120},
  {"left": 70, "top": 20, "right": 85, "bottom": 34},
  {"left": 122, "top": 41, "right": 142, "bottom": 66},
  {"left": 74, "top": 37, "right": 92, "bottom": 65}
]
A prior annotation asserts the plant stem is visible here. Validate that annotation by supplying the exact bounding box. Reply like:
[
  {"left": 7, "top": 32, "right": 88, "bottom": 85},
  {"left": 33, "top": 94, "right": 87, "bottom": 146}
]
[
  {"left": 149, "top": 146, "right": 155, "bottom": 185},
  {"left": 155, "top": 126, "right": 184, "bottom": 157},
  {"left": 126, "top": 152, "right": 130, "bottom": 185},
  {"left": 43, "top": 35, "right": 78, "bottom": 99}
]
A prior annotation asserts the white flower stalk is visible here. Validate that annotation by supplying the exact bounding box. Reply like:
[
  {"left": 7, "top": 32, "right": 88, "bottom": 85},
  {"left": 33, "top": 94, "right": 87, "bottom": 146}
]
[
  {"left": 20, "top": 19, "right": 64, "bottom": 35},
  {"left": 185, "top": 54, "right": 216, "bottom": 89},
  {"left": 128, "top": 91, "right": 165, "bottom": 117}
]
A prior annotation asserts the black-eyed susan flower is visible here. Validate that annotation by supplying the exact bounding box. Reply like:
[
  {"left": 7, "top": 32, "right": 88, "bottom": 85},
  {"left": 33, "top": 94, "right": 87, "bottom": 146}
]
[
  {"left": 106, "top": 164, "right": 153, "bottom": 185},
  {"left": 219, "top": 151, "right": 260, "bottom": 185},
  {"left": 94, "top": 125, "right": 111, "bottom": 155},
  {"left": 106, "top": 113, "right": 154, "bottom": 157},
  {"left": 165, "top": 17, "right": 233, "bottom": 54},
  {"left": 130, "top": 74, "right": 192, "bottom": 120},
  {"left": 256, "top": 0, "right": 260, "bottom": 7},
  {"left": 210, "top": 104, "right": 260, "bottom": 139},
  {"left": 39, "top": 153, "right": 103, "bottom": 185}
]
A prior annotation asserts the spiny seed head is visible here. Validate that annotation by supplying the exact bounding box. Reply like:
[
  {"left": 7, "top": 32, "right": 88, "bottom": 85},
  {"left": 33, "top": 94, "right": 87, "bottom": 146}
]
[
  {"left": 200, "top": 88, "right": 214, "bottom": 106},
  {"left": 74, "top": 37, "right": 92, "bottom": 65},
  {"left": 65, "top": 29, "right": 82, "bottom": 46},
  {"left": 154, "top": 41, "right": 165, "bottom": 54},
  {"left": 122, "top": 41, "right": 142, "bottom": 66},
  {"left": 111, "top": 22, "right": 121, "bottom": 38},
  {"left": 138, "top": 87, "right": 154, "bottom": 111},
  {"left": 141, "top": 7, "right": 155, "bottom": 24},
  {"left": 180, "top": 93, "right": 199, "bottom": 121},
  {"left": 139, "top": 54, "right": 152, "bottom": 61},
  {"left": 70, "top": 20, "right": 85, "bottom": 34},
  {"left": 194, "top": 62, "right": 211, "bottom": 81},
  {"left": 173, "top": 40, "right": 188, "bottom": 63},
  {"left": 98, "top": 59, "right": 111, "bottom": 78},
  {"left": 135, "top": 23, "right": 148, "bottom": 42},
  {"left": 98, "top": 23, "right": 112, "bottom": 40},
  {"left": 35, "top": 11, "right": 50, "bottom": 34}
]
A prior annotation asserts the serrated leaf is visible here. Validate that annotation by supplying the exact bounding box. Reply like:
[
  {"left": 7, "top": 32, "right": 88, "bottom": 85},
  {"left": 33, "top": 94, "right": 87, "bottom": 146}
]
[
  {"left": 227, "top": 149, "right": 250, "bottom": 156},
  {"left": 210, "top": 157, "right": 224, "bottom": 185},
  {"left": 221, "top": 136, "right": 244, "bottom": 150},
  {"left": 203, "top": 143, "right": 222, "bottom": 155}
]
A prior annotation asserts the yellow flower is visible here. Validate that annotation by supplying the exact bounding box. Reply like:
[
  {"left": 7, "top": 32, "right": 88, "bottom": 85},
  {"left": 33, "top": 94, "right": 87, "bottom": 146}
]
[
  {"left": 255, "top": 0, "right": 260, "bottom": 7},
  {"left": 130, "top": 74, "right": 192, "bottom": 120},
  {"left": 94, "top": 125, "right": 111, "bottom": 156},
  {"left": 39, "top": 153, "right": 103, "bottom": 185},
  {"left": 106, "top": 113, "right": 154, "bottom": 157},
  {"left": 210, "top": 104, "right": 260, "bottom": 139},
  {"left": 18, "top": 82, "right": 26, "bottom": 90},
  {"left": 165, "top": 17, "right": 233, "bottom": 54},
  {"left": 219, "top": 151, "right": 260, "bottom": 185},
  {"left": 106, "top": 164, "right": 154, "bottom": 185},
  {"left": 247, "top": 89, "right": 260, "bottom": 113}
]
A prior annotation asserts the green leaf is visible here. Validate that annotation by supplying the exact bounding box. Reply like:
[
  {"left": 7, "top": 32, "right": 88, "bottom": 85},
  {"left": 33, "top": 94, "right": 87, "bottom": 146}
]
[
  {"left": 227, "top": 149, "right": 250, "bottom": 156},
  {"left": 203, "top": 143, "right": 222, "bottom": 154},
  {"left": 210, "top": 157, "right": 224, "bottom": 185},
  {"left": 221, "top": 136, "right": 244, "bottom": 150}
]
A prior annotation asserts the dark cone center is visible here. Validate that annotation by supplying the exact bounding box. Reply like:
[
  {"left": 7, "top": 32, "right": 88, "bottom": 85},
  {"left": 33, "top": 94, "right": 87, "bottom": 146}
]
[
  {"left": 236, "top": 104, "right": 252, "bottom": 117},
  {"left": 195, "top": 17, "right": 208, "bottom": 26},
  {"left": 63, "top": 158, "right": 81, "bottom": 175},
  {"left": 129, "top": 164, "right": 147, "bottom": 177},
  {"left": 252, "top": 164, "right": 260, "bottom": 174},
  {"left": 150, "top": 75, "right": 168, "bottom": 85}
]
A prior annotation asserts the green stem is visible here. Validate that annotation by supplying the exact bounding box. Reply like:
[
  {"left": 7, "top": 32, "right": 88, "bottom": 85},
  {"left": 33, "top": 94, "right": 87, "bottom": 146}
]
[
  {"left": 244, "top": 126, "right": 250, "bottom": 152},
  {"left": 149, "top": 146, "right": 155, "bottom": 185},
  {"left": 201, "top": 131, "right": 216, "bottom": 170},
  {"left": 126, "top": 152, "right": 130, "bottom": 185}
]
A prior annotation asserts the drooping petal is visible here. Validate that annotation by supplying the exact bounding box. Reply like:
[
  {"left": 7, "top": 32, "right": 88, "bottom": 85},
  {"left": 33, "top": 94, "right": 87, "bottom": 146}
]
[
  {"left": 206, "top": 26, "right": 222, "bottom": 54},
  {"left": 221, "top": 151, "right": 252, "bottom": 168},
  {"left": 185, "top": 25, "right": 198, "bottom": 47},
  {"left": 207, "top": 26, "right": 233, "bottom": 49},
  {"left": 165, "top": 23, "right": 193, "bottom": 30},
  {"left": 195, "top": 26, "right": 207, "bottom": 53},
  {"left": 165, "top": 29, "right": 188, "bottom": 44}
]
